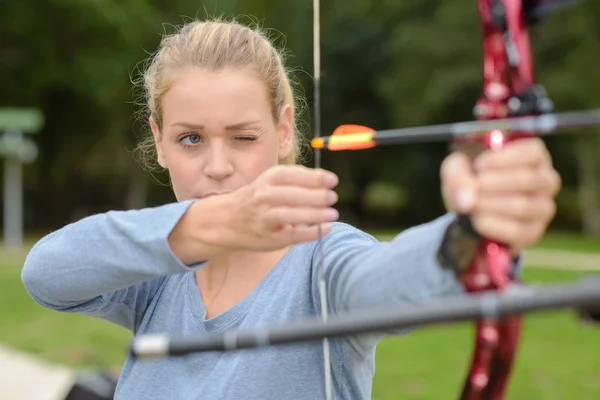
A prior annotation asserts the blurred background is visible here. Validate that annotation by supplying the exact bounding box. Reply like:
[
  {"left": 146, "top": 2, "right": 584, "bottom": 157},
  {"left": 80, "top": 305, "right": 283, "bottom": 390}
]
[{"left": 1, "top": 0, "right": 599, "bottom": 399}]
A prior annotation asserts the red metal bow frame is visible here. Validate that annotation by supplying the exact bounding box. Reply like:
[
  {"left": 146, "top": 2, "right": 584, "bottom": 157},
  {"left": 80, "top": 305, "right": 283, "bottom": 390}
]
[{"left": 128, "top": 1, "right": 600, "bottom": 399}]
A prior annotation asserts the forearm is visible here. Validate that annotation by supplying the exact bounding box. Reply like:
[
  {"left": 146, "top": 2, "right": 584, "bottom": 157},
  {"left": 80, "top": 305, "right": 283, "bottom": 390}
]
[
  {"left": 22, "top": 200, "right": 206, "bottom": 306},
  {"left": 318, "top": 215, "right": 524, "bottom": 349},
  {"left": 325, "top": 214, "right": 465, "bottom": 315}
]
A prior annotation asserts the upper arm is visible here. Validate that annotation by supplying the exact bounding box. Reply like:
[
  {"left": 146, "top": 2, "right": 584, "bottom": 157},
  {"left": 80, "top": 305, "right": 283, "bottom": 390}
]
[{"left": 30, "top": 276, "right": 168, "bottom": 332}]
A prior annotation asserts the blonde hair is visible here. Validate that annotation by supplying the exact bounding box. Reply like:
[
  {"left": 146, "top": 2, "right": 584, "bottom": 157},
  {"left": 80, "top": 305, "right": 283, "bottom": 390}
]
[{"left": 133, "top": 18, "right": 306, "bottom": 171}]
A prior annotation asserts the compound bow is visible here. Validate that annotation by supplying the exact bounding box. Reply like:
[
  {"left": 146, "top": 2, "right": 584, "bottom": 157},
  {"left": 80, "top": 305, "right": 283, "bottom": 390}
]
[{"left": 130, "top": 1, "right": 600, "bottom": 399}]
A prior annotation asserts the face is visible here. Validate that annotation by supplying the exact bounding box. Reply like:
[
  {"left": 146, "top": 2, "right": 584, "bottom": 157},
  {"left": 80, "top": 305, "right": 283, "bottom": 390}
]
[{"left": 150, "top": 66, "right": 293, "bottom": 201}]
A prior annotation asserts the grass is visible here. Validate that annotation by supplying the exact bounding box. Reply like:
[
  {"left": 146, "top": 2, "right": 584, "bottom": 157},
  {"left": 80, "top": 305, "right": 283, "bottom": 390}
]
[
  {"left": 371, "top": 268, "right": 600, "bottom": 400},
  {"left": 371, "top": 228, "right": 600, "bottom": 253},
  {"left": 1, "top": 232, "right": 600, "bottom": 399},
  {"left": 0, "top": 252, "right": 131, "bottom": 368}
]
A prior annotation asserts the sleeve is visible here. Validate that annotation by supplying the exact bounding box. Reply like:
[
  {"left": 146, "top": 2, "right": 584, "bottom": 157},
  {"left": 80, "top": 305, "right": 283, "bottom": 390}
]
[
  {"left": 311, "top": 213, "right": 524, "bottom": 349},
  {"left": 21, "top": 199, "right": 206, "bottom": 331}
]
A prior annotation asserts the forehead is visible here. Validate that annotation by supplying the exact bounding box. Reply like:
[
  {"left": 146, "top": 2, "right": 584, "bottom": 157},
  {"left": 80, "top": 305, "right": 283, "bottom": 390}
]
[{"left": 161, "top": 66, "right": 271, "bottom": 124}]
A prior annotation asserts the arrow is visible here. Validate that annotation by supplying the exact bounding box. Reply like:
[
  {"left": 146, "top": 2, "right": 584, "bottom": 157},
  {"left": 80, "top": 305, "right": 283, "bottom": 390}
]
[{"left": 310, "top": 109, "right": 600, "bottom": 151}]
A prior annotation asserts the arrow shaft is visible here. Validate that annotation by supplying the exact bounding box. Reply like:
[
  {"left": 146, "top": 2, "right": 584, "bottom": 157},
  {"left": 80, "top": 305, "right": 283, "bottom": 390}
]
[
  {"left": 130, "top": 277, "right": 600, "bottom": 358},
  {"left": 313, "top": 110, "right": 600, "bottom": 150}
]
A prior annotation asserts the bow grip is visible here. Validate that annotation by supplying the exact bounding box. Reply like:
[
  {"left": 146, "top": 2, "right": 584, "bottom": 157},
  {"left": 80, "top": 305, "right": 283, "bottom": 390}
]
[{"left": 437, "top": 131, "right": 527, "bottom": 284}]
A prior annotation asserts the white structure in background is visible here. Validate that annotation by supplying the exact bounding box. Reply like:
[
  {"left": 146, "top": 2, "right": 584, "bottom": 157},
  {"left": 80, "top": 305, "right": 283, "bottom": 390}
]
[
  {"left": 0, "top": 108, "right": 42, "bottom": 248},
  {"left": 0, "top": 344, "right": 75, "bottom": 400}
]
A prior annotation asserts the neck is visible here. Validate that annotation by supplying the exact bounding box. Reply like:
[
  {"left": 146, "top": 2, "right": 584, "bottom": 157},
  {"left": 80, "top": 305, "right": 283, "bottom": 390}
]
[{"left": 196, "top": 246, "right": 292, "bottom": 293}]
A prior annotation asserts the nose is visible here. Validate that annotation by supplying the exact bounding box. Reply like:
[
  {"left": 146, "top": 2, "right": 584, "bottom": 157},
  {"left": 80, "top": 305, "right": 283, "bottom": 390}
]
[{"left": 204, "top": 144, "right": 233, "bottom": 181}]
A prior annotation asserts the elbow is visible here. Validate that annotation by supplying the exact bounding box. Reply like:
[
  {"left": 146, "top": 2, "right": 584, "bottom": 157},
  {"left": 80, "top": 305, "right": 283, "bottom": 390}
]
[
  {"left": 21, "top": 239, "right": 43, "bottom": 291},
  {"left": 21, "top": 236, "right": 65, "bottom": 309}
]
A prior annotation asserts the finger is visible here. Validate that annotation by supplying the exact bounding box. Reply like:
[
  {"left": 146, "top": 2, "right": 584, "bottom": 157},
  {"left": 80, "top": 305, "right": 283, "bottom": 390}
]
[
  {"left": 474, "top": 138, "right": 551, "bottom": 171},
  {"left": 264, "top": 207, "right": 339, "bottom": 228},
  {"left": 441, "top": 152, "right": 478, "bottom": 213},
  {"left": 266, "top": 165, "right": 339, "bottom": 189},
  {"left": 476, "top": 165, "right": 561, "bottom": 196},
  {"left": 474, "top": 194, "right": 556, "bottom": 222},
  {"left": 269, "top": 186, "right": 338, "bottom": 207},
  {"left": 471, "top": 215, "right": 546, "bottom": 248},
  {"left": 276, "top": 223, "right": 333, "bottom": 244}
]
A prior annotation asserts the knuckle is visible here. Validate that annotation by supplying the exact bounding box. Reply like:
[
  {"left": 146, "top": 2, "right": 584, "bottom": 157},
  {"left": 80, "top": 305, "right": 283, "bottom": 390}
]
[
  {"left": 549, "top": 199, "right": 557, "bottom": 218},
  {"left": 514, "top": 196, "right": 531, "bottom": 217},
  {"left": 273, "top": 208, "right": 287, "bottom": 223},
  {"left": 504, "top": 220, "right": 519, "bottom": 240},
  {"left": 441, "top": 152, "right": 465, "bottom": 179},
  {"left": 470, "top": 214, "right": 487, "bottom": 237},
  {"left": 275, "top": 186, "right": 291, "bottom": 201},
  {"left": 320, "top": 189, "right": 335, "bottom": 205},
  {"left": 255, "top": 187, "right": 270, "bottom": 202},
  {"left": 543, "top": 198, "right": 557, "bottom": 220},
  {"left": 527, "top": 222, "right": 545, "bottom": 244},
  {"left": 528, "top": 137, "right": 546, "bottom": 155},
  {"left": 549, "top": 168, "right": 562, "bottom": 194},
  {"left": 516, "top": 169, "right": 537, "bottom": 190},
  {"left": 260, "top": 171, "right": 276, "bottom": 186}
]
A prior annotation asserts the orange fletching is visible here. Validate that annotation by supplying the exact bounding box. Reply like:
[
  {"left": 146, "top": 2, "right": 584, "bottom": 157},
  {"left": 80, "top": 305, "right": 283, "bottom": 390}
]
[
  {"left": 332, "top": 124, "right": 375, "bottom": 136},
  {"left": 328, "top": 124, "right": 376, "bottom": 150}
]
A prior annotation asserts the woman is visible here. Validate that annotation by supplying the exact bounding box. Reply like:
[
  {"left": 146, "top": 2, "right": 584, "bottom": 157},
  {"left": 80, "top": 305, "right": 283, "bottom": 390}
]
[{"left": 21, "top": 19, "right": 560, "bottom": 399}]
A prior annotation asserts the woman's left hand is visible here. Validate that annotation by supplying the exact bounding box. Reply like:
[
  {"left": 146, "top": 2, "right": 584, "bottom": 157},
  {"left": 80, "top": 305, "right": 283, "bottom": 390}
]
[{"left": 440, "top": 137, "right": 562, "bottom": 255}]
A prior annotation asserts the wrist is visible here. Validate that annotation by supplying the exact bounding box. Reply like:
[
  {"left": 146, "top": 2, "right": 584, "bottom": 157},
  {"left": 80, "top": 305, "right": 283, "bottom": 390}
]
[
  {"left": 437, "top": 214, "right": 480, "bottom": 273},
  {"left": 194, "top": 192, "right": 241, "bottom": 252},
  {"left": 168, "top": 195, "right": 237, "bottom": 265}
]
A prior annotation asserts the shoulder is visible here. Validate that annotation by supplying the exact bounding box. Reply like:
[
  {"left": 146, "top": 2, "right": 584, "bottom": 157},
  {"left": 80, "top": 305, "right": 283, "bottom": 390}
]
[
  {"left": 318, "top": 221, "right": 379, "bottom": 248},
  {"left": 284, "top": 222, "right": 379, "bottom": 267},
  {"left": 293, "top": 222, "right": 380, "bottom": 268}
]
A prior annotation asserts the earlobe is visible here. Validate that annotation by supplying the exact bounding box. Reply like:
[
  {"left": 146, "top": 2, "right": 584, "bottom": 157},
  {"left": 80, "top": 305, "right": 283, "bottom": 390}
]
[
  {"left": 149, "top": 117, "right": 167, "bottom": 169},
  {"left": 277, "top": 105, "right": 294, "bottom": 160}
]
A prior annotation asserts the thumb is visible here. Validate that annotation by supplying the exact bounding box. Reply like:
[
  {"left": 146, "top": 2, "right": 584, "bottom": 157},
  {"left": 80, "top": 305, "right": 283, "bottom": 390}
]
[{"left": 440, "top": 152, "right": 477, "bottom": 214}]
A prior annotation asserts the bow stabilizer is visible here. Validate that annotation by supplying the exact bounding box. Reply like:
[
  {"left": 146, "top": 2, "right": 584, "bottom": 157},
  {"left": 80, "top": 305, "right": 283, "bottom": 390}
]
[{"left": 129, "top": 276, "right": 600, "bottom": 358}]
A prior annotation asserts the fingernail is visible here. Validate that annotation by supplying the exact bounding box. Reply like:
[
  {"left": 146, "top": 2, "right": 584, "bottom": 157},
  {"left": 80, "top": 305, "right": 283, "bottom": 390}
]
[
  {"left": 323, "top": 208, "right": 339, "bottom": 221},
  {"left": 323, "top": 172, "right": 339, "bottom": 187},
  {"left": 326, "top": 191, "right": 338, "bottom": 205},
  {"left": 456, "top": 188, "right": 473, "bottom": 212}
]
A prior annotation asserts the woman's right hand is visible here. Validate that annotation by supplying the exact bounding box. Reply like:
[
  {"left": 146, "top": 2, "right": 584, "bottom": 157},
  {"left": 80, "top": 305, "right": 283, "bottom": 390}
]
[
  {"left": 169, "top": 165, "right": 339, "bottom": 264},
  {"left": 221, "top": 165, "right": 340, "bottom": 252}
]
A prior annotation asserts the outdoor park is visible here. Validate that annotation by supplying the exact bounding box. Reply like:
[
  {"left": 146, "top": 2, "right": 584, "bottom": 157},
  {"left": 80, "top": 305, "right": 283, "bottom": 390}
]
[{"left": 2, "top": 1, "right": 600, "bottom": 399}]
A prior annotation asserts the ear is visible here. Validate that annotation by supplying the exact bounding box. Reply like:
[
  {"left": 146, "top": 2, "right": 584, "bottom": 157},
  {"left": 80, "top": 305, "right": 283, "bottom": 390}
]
[
  {"left": 149, "top": 117, "right": 167, "bottom": 169},
  {"left": 277, "top": 104, "right": 294, "bottom": 161}
]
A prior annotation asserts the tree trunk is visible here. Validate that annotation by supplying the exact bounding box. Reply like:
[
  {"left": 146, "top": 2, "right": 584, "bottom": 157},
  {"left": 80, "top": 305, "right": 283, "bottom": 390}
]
[{"left": 125, "top": 161, "right": 149, "bottom": 210}]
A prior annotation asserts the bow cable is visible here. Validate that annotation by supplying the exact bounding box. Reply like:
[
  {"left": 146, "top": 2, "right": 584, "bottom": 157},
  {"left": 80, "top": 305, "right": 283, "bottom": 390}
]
[{"left": 313, "top": 0, "right": 333, "bottom": 399}]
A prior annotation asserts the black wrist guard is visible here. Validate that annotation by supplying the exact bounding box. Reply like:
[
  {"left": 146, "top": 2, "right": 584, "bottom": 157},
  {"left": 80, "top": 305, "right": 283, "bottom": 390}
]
[{"left": 437, "top": 214, "right": 481, "bottom": 274}]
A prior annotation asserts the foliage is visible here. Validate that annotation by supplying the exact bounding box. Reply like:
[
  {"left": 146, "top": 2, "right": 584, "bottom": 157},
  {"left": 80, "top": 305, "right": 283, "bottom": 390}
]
[{"left": 1, "top": 0, "right": 599, "bottom": 231}]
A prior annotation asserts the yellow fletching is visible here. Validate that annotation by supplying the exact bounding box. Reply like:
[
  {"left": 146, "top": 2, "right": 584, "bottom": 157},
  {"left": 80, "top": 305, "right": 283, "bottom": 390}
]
[{"left": 327, "top": 132, "right": 374, "bottom": 145}]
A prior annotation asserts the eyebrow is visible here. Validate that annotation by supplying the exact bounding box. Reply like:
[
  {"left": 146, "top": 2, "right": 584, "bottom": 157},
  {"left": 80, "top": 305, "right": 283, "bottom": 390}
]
[{"left": 170, "top": 121, "right": 263, "bottom": 131}]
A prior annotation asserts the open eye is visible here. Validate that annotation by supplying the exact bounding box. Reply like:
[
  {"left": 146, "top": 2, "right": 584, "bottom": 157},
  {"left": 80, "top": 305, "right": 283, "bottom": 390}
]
[{"left": 178, "top": 133, "right": 202, "bottom": 146}]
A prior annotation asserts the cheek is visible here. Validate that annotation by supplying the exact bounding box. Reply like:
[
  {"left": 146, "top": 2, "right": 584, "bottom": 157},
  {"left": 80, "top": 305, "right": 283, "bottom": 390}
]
[
  {"left": 163, "top": 153, "right": 200, "bottom": 198},
  {"left": 231, "top": 143, "right": 277, "bottom": 180}
]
